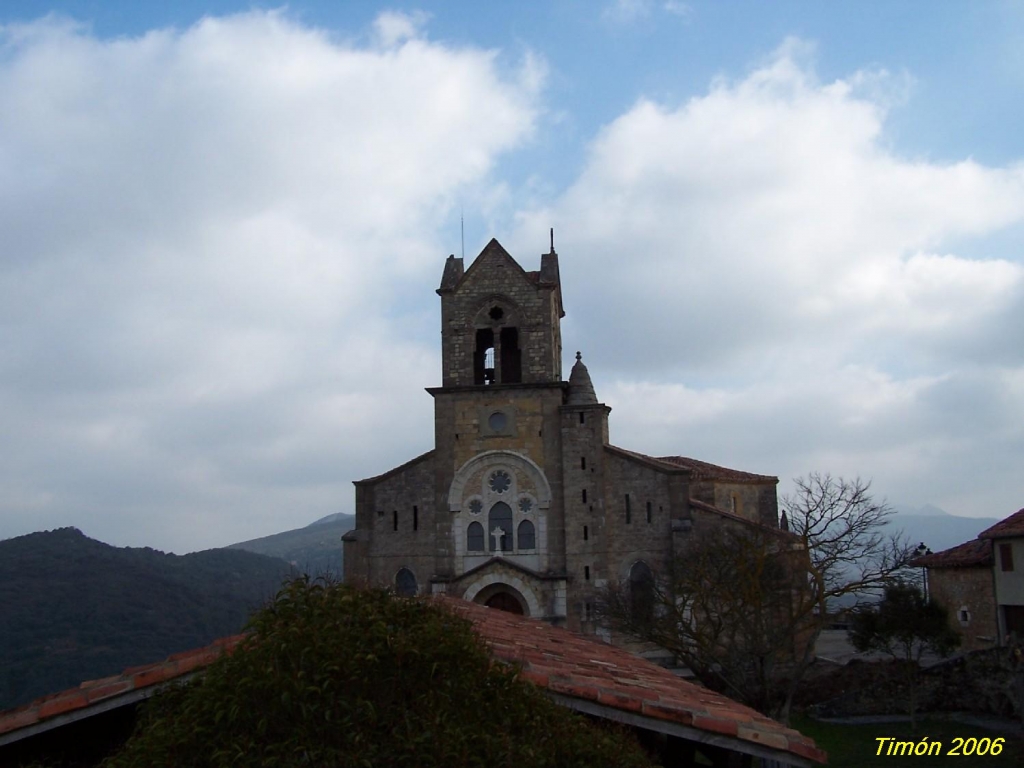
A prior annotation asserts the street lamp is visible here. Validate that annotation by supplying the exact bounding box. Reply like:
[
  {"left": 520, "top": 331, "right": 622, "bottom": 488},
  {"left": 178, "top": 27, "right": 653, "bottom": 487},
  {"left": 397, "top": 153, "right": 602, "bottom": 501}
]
[{"left": 913, "top": 542, "right": 932, "bottom": 601}]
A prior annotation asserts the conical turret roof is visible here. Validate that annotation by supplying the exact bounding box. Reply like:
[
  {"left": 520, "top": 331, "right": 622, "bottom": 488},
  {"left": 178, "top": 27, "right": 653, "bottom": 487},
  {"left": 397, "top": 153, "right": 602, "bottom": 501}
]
[{"left": 567, "top": 351, "right": 598, "bottom": 405}]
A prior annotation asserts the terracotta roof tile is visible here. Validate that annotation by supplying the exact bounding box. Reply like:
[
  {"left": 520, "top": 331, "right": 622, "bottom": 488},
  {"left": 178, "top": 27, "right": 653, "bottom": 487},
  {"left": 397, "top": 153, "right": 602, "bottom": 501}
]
[
  {"left": 912, "top": 538, "right": 993, "bottom": 568},
  {"left": 441, "top": 598, "right": 826, "bottom": 764},
  {"left": 979, "top": 507, "right": 1024, "bottom": 539},
  {"left": 0, "top": 634, "right": 243, "bottom": 738}
]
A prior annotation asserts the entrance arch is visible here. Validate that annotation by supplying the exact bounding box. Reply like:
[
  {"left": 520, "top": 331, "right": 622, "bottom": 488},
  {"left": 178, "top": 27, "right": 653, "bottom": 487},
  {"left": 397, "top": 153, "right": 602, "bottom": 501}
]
[
  {"left": 464, "top": 578, "right": 537, "bottom": 617},
  {"left": 485, "top": 591, "right": 525, "bottom": 614}
]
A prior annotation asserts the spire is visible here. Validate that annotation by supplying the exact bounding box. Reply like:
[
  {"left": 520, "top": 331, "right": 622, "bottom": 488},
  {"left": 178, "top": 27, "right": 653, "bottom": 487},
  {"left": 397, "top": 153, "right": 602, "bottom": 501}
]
[{"left": 567, "top": 351, "right": 598, "bottom": 405}]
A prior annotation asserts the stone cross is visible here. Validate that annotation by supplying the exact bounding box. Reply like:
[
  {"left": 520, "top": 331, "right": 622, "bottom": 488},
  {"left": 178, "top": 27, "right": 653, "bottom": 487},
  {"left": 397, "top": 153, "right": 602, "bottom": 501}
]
[{"left": 491, "top": 526, "right": 506, "bottom": 554}]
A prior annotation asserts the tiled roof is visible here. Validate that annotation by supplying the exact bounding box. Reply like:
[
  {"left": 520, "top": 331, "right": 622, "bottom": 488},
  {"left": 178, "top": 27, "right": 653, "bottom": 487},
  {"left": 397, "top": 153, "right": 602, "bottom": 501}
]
[
  {"left": 1, "top": 601, "right": 824, "bottom": 765},
  {"left": 0, "top": 635, "right": 244, "bottom": 744},
  {"left": 911, "top": 538, "right": 993, "bottom": 569},
  {"left": 654, "top": 455, "right": 779, "bottom": 483},
  {"left": 979, "top": 507, "right": 1024, "bottom": 539},
  {"left": 443, "top": 598, "right": 826, "bottom": 765}
]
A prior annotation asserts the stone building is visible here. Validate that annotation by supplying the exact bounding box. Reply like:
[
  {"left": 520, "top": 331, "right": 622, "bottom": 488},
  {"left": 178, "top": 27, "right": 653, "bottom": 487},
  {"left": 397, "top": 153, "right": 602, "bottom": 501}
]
[
  {"left": 342, "top": 237, "right": 781, "bottom": 632},
  {"left": 913, "top": 506, "right": 1024, "bottom": 650}
]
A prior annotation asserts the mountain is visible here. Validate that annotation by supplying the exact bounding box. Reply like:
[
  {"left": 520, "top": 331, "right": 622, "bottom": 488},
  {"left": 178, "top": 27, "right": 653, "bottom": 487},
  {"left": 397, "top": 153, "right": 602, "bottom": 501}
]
[
  {"left": 0, "top": 528, "right": 294, "bottom": 711},
  {"left": 228, "top": 513, "right": 355, "bottom": 577},
  {"left": 889, "top": 504, "right": 999, "bottom": 556}
]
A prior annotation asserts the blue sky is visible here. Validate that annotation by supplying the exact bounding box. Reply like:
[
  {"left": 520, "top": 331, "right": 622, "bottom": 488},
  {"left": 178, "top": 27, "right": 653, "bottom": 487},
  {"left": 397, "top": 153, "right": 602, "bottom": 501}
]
[{"left": 1, "top": 1, "right": 1023, "bottom": 552}]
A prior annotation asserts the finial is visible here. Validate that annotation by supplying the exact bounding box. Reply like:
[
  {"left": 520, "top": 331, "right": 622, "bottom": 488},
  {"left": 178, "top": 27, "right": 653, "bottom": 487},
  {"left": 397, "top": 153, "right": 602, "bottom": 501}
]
[
  {"left": 550, "top": 227, "right": 555, "bottom": 253},
  {"left": 575, "top": 351, "right": 581, "bottom": 362}
]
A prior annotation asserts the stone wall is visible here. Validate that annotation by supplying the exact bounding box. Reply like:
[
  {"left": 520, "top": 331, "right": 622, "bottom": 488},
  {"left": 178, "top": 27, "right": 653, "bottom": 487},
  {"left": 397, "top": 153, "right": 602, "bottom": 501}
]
[{"left": 929, "top": 566, "right": 999, "bottom": 652}]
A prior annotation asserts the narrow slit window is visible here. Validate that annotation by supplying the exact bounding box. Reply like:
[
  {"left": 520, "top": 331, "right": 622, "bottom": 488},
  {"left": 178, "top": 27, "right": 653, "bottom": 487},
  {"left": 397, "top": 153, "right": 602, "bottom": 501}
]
[
  {"left": 625, "top": 494, "right": 631, "bottom": 524},
  {"left": 579, "top": 411, "right": 585, "bottom": 424},
  {"left": 583, "top": 525, "right": 589, "bottom": 541},
  {"left": 392, "top": 510, "right": 398, "bottom": 532},
  {"left": 584, "top": 565, "right": 590, "bottom": 581},
  {"left": 581, "top": 456, "right": 586, "bottom": 470},
  {"left": 646, "top": 501, "right": 652, "bottom": 524},
  {"left": 582, "top": 489, "right": 587, "bottom": 503},
  {"left": 413, "top": 505, "right": 418, "bottom": 531}
]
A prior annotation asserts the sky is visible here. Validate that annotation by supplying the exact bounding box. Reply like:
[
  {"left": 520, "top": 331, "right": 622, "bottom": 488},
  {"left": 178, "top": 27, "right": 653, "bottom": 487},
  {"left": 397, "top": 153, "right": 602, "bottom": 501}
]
[{"left": 1, "top": 1, "right": 1023, "bottom": 553}]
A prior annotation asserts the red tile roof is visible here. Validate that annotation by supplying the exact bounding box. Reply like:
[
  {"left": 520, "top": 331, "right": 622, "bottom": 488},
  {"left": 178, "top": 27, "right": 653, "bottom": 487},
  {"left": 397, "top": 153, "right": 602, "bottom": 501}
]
[
  {"left": 1, "top": 601, "right": 825, "bottom": 765},
  {"left": 979, "top": 507, "right": 1024, "bottom": 539},
  {"left": 912, "top": 538, "right": 993, "bottom": 569},
  {"left": 442, "top": 598, "right": 825, "bottom": 765},
  {"left": 0, "top": 635, "right": 244, "bottom": 743}
]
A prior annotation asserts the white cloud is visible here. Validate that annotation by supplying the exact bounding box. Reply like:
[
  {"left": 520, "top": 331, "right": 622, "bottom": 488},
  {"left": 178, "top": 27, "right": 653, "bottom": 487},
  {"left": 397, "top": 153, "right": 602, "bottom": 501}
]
[
  {"left": 512, "top": 42, "right": 1024, "bottom": 516},
  {"left": 0, "top": 11, "right": 542, "bottom": 550}
]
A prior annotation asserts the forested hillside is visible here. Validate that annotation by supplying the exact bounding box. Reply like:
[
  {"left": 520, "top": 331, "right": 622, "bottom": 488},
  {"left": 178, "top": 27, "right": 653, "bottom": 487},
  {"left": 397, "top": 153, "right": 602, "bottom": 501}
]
[
  {"left": 228, "top": 513, "right": 354, "bottom": 576},
  {"left": 0, "top": 528, "right": 294, "bottom": 711}
]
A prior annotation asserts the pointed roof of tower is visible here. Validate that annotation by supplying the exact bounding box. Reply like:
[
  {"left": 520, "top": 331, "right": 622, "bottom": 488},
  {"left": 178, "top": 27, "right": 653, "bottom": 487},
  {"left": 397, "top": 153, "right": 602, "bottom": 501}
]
[{"left": 566, "top": 351, "right": 598, "bottom": 405}]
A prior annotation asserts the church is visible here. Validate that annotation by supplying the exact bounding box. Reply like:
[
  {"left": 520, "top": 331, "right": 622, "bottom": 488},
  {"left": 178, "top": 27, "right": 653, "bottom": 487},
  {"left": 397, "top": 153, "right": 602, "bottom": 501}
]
[{"left": 342, "top": 237, "right": 781, "bottom": 634}]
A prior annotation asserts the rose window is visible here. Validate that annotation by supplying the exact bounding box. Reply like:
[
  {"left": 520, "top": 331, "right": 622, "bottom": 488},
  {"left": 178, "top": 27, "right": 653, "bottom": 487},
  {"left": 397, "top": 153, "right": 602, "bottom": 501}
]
[
  {"left": 489, "top": 470, "right": 511, "bottom": 494},
  {"left": 518, "top": 497, "right": 533, "bottom": 513}
]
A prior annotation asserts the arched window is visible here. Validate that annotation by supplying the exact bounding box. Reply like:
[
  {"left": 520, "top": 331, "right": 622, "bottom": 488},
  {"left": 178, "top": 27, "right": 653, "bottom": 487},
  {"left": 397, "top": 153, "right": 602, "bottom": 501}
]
[
  {"left": 467, "top": 521, "right": 485, "bottom": 552},
  {"left": 488, "top": 502, "right": 513, "bottom": 552},
  {"left": 395, "top": 568, "right": 417, "bottom": 597},
  {"left": 629, "top": 561, "right": 655, "bottom": 625},
  {"left": 517, "top": 519, "right": 536, "bottom": 550}
]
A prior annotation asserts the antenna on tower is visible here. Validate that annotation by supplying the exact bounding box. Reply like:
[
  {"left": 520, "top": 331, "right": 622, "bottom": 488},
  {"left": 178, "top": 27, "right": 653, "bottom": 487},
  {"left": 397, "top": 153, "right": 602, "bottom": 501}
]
[
  {"left": 550, "top": 227, "right": 555, "bottom": 254},
  {"left": 461, "top": 207, "right": 465, "bottom": 259}
]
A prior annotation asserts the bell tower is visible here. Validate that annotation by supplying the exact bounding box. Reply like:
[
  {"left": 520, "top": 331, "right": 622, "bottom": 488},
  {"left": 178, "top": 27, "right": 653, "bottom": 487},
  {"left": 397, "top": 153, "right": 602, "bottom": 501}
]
[{"left": 436, "top": 238, "right": 563, "bottom": 388}]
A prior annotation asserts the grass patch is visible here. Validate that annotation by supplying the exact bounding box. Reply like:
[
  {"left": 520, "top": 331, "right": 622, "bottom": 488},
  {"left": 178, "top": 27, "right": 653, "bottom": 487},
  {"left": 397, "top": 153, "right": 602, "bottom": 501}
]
[{"left": 793, "top": 714, "right": 1023, "bottom": 767}]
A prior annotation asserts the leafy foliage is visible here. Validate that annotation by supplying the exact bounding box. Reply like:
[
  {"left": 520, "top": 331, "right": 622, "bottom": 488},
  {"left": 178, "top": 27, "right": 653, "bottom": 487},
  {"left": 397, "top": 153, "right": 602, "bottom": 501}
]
[
  {"left": 0, "top": 528, "right": 293, "bottom": 710},
  {"left": 103, "top": 579, "right": 655, "bottom": 768}
]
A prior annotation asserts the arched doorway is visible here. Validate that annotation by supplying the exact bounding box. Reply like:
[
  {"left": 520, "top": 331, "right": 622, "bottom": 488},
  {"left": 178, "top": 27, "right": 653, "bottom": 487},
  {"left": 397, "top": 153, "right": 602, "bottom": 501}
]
[{"left": 485, "top": 591, "right": 524, "bottom": 615}]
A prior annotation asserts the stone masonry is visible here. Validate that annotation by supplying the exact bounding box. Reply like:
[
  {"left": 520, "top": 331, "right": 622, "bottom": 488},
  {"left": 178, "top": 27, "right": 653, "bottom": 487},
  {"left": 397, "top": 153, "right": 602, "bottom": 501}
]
[{"left": 343, "top": 238, "right": 783, "bottom": 634}]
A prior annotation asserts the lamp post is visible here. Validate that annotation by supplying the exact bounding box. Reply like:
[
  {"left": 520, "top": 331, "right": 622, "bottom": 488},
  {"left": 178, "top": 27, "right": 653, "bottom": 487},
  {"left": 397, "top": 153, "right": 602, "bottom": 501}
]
[{"left": 913, "top": 542, "right": 932, "bottom": 601}]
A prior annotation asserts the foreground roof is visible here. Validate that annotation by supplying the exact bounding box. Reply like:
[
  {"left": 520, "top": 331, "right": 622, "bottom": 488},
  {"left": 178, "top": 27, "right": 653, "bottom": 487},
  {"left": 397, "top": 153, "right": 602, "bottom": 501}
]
[
  {"left": 1, "top": 599, "right": 825, "bottom": 766},
  {"left": 444, "top": 598, "right": 825, "bottom": 766},
  {"left": 0, "top": 636, "right": 244, "bottom": 746},
  {"left": 912, "top": 538, "right": 994, "bottom": 569},
  {"left": 979, "top": 507, "right": 1024, "bottom": 539}
]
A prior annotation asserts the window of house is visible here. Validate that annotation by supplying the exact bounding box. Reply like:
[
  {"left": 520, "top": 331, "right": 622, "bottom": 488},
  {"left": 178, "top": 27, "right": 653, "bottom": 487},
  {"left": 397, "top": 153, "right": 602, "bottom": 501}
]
[
  {"left": 517, "top": 520, "right": 536, "bottom": 550},
  {"left": 395, "top": 568, "right": 417, "bottom": 597},
  {"left": 488, "top": 502, "right": 513, "bottom": 552},
  {"left": 467, "top": 521, "right": 485, "bottom": 552},
  {"left": 1000, "top": 543, "right": 1014, "bottom": 572}
]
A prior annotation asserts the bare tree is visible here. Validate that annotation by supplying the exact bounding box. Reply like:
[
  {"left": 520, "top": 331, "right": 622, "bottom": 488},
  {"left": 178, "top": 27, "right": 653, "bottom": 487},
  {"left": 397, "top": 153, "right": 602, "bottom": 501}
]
[{"left": 599, "top": 474, "right": 913, "bottom": 720}]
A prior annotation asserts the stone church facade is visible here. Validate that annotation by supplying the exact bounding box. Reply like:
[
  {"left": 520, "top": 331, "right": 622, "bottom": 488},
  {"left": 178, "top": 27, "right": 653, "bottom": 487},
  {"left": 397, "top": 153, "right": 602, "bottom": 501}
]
[{"left": 342, "top": 238, "right": 781, "bottom": 633}]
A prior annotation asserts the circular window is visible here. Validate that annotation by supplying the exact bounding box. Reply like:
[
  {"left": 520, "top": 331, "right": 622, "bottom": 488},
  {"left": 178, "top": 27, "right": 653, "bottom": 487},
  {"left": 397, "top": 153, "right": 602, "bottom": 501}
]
[
  {"left": 518, "top": 497, "right": 533, "bottom": 513},
  {"left": 489, "top": 306, "right": 504, "bottom": 320},
  {"left": 489, "top": 470, "right": 511, "bottom": 494},
  {"left": 469, "top": 499, "right": 483, "bottom": 515},
  {"left": 488, "top": 411, "right": 507, "bottom": 432}
]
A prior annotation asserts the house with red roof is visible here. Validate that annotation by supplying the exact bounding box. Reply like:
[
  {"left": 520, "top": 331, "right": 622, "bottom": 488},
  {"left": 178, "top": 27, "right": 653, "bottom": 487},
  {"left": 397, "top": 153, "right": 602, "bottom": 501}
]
[{"left": 913, "top": 507, "right": 1024, "bottom": 650}]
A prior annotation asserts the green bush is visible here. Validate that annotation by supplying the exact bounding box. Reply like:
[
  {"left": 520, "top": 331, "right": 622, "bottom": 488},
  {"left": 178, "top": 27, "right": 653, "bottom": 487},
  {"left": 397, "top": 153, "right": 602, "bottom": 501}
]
[{"left": 103, "top": 579, "right": 655, "bottom": 768}]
